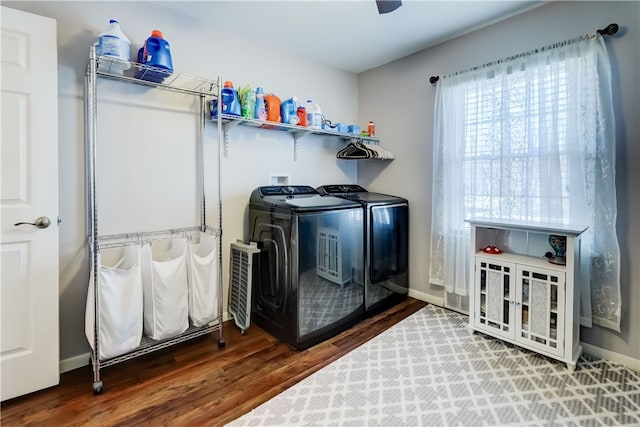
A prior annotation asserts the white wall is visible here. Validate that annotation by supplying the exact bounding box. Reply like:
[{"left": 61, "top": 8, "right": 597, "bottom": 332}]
[
  {"left": 358, "top": 1, "right": 640, "bottom": 361},
  {"left": 4, "top": 1, "right": 359, "bottom": 361}
]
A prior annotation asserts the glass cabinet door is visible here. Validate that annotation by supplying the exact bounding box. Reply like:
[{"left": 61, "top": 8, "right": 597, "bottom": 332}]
[
  {"left": 516, "top": 265, "right": 565, "bottom": 357},
  {"left": 474, "top": 257, "right": 515, "bottom": 340}
]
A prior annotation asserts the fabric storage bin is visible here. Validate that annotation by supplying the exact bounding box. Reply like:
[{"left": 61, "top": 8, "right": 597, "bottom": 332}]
[
  {"left": 141, "top": 238, "right": 189, "bottom": 340},
  {"left": 85, "top": 245, "right": 143, "bottom": 360},
  {"left": 187, "top": 233, "right": 219, "bottom": 326}
]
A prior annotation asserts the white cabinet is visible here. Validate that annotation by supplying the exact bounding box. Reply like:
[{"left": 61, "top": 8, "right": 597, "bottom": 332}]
[{"left": 467, "top": 218, "right": 588, "bottom": 370}]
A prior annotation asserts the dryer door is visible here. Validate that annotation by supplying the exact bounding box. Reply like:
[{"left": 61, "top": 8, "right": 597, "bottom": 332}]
[
  {"left": 369, "top": 204, "right": 409, "bottom": 284},
  {"left": 296, "top": 208, "right": 364, "bottom": 342}
]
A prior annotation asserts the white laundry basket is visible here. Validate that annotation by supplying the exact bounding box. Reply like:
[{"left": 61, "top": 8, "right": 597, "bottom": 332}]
[
  {"left": 141, "top": 238, "right": 189, "bottom": 341},
  {"left": 85, "top": 245, "right": 143, "bottom": 360},
  {"left": 228, "top": 241, "right": 261, "bottom": 334},
  {"left": 187, "top": 233, "right": 219, "bottom": 327}
]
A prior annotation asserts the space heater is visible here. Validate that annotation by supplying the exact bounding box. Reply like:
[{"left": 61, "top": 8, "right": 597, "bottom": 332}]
[{"left": 228, "top": 241, "right": 261, "bottom": 334}]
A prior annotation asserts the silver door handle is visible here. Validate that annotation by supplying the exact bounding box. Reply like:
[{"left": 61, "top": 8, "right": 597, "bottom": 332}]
[{"left": 14, "top": 216, "right": 51, "bottom": 229}]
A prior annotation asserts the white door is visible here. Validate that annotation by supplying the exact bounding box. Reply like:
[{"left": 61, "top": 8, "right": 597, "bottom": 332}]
[{"left": 1, "top": 6, "right": 59, "bottom": 401}]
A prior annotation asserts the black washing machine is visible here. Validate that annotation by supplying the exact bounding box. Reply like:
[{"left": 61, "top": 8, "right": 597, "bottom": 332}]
[
  {"left": 248, "top": 185, "right": 364, "bottom": 350},
  {"left": 316, "top": 184, "right": 408, "bottom": 317}
]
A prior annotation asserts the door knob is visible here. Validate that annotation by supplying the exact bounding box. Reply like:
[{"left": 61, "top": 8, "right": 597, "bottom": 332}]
[{"left": 14, "top": 216, "right": 51, "bottom": 229}]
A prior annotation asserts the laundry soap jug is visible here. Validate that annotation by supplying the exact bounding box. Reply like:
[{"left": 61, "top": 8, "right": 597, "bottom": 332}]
[
  {"left": 136, "top": 30, "right": 173, "bottom": 83},
  {"left": 281, "top": 97, "right": 299, "bottom": 125},
  {"left": 305, "top": 99, "right": 322, "bottom": 129},
  {"left": 264, "top": 94, "right": 281, "bottom": 122},
  {"left": 297, "top": 106, "right": 307, "bottom": 127},
  {"left": 220, "top": 81, "right": 242, "bottom": 116},
  {"left": 96, "top": 19, "right": 131, "bottom": 75}
]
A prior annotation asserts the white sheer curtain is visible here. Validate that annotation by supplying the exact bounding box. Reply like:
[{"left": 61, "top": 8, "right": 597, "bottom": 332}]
[{"left": 429, "top": 34, "right": 621, "bottom": 331}]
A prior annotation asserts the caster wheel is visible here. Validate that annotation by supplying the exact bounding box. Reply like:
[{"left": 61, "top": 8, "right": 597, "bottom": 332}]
[
  {"left": 92, "top": 381, "right": 103, "bottom": 395},
  {"left": 218, "top": 337, "right": 226, "bottom": 348}
]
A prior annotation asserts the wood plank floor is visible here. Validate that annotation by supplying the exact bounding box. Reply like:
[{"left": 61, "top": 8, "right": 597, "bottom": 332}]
[{"left": 1, "top": 298, "right": 427, "bottom": 426}]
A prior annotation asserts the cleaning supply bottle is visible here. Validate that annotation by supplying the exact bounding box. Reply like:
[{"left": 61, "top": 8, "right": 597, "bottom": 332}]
[
  {"left": 305, "top": 99, "right": 322, "bottom": 129},
  {"left": 96, "top": 19, "right": 131, "bottom": 75},
  {"left": 368, "top": 121, "right": 375, "bottom": 137},
  {"left": 136, "top": 30, "right": 173, "bottom": 83},
  {"left": 264, "top": 94, "right": 282, "bottom": 122},
  {"left": 254, "top": 87, "right": 266, "bottom": 120},
  {"left": 238, "top": 85, "right": 255, "bottom": 119},
  {"left": 297, "top": 106, "right": 307, "bottom": 127},
  {"left": 281, "top": 97, "right": 299, "bottom": 125},
  {"left": 221, "top": 81, "right": 242, "bottom": 116}
]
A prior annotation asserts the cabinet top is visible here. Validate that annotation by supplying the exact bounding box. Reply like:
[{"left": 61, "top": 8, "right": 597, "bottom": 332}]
[{"left": 465, "top": 217, "right": 589, "bottom": 236}]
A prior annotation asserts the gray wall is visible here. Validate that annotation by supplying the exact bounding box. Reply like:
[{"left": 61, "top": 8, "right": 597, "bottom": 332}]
[
  {"left": 358, "top": 1, "right": 639, "bottom": 361},
  {"left": 5, "top": 0, "right": 638, "bottom": 366}
]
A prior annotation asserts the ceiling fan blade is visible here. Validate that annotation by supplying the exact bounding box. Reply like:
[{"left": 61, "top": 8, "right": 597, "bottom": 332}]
[{"left": 376, "top": 0, "right": 402, "bottom": 14}]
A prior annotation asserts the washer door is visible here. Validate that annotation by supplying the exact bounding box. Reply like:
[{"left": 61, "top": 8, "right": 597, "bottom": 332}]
[{"left": 252, "top": 218, "right": 290, "bottom": 315}]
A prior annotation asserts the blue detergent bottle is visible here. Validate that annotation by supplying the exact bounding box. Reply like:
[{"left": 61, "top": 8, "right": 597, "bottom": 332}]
[
  {"left": 136, "top": 29, "right": 173, "bottom": 83},
  {"left": 281, "top": 97, "right": 299, "bottom": 125},
  {"left": 221, "top": 81, "right": 242, "bottom": 116}
]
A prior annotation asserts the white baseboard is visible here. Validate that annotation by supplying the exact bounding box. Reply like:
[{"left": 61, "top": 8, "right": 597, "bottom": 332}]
[
  {"left": 408, "top": 289, "right": 444, "bottom": 307},
  {"left": 60, "top": 352, "right": 90, "bottom": 373},
  {"left": 581, "top": 342, "right": 640, "bottom": 372}
]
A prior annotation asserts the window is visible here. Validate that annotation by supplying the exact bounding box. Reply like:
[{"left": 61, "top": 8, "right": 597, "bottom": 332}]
[
  {"left": 429, "top": 35, "right": 621, "bottom": 331},
  {"left": 462, "top": 64, "right": 573, "bottom": 224}
]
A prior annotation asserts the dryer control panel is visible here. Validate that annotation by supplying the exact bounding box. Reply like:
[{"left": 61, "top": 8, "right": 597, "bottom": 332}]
[
  {"left": 317, "top": 184, "right": 367, "bottom": 194},
  {"left": 258, "top": 186, "right": 318, "bottom": 196}
]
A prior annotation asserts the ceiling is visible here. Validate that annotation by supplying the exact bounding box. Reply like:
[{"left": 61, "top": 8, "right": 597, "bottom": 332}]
[{"left": 156, "top": 0, "right": 548, "bottom": 73}]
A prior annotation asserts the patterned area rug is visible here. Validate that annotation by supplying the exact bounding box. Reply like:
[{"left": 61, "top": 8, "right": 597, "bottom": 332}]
[{"left": 227, "top": 305, "right": 640, "bottom": 426}]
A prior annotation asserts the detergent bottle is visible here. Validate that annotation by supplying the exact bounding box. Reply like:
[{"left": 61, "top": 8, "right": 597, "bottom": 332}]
[
  {"left": 281, "top": 97, "right": 299, "bottom": 125},
  {"left": 221, "top": 81, "right": 242, "bottom": 116},
  {"left": 264, "top": 94, "right": 282, "bottom": 122},
  {"left": 96, "top": 19, "right": 131, "bottom": 75},
  {"left": 297, "top": 106, "right": 307, "bottom": 127},
  {"left": 305, "top": 99, "right": 322, "bottom": 129},
  {"left": 136, "top": 30, "right": 173, "bottom": 82},
  {"left": 254, "top": 87, "right": 266, "bottom": 120}
]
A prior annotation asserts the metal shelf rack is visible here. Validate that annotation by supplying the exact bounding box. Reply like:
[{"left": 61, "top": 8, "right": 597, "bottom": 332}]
[
  {"left": 84, "top": 47, "right": 225, "bottom": 394},
  {"left": 211, "top": 113, "right": 382, "bottom": 160}
]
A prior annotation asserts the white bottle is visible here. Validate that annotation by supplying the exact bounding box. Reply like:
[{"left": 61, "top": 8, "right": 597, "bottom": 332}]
[
  {"left": 305, "top": 99, "right": 322, "bottom": 130},
  {"left": 96, "top": 19, "right": 131, "bottom": 75}
]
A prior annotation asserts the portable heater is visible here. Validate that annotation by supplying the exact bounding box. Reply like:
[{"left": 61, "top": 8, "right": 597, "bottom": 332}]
[{"left": 228, "top": 241, "right": 261, "bottom": 334}]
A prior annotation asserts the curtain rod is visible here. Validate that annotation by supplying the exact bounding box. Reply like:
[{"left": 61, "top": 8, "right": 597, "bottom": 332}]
[{"left": 429, "top": 23, "right": 619, "bottom": 85}]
